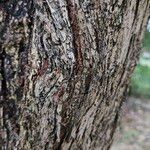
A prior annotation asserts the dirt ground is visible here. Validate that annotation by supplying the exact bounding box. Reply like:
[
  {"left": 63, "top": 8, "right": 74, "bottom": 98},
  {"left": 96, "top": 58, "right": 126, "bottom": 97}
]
[{"left": 111, "top": 97, "right": 150, "bottom": 150}]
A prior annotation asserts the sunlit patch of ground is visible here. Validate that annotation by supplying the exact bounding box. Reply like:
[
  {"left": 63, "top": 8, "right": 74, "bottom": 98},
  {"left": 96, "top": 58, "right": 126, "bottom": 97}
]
[{"left": 111, "top": 97, "right": 150, "bottom": 150}]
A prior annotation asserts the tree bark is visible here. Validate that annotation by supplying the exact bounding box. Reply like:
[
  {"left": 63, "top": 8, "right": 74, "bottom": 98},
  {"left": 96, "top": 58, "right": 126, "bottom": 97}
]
[{"left": 0, "top": 0, "right": 149, "bottom": 149}]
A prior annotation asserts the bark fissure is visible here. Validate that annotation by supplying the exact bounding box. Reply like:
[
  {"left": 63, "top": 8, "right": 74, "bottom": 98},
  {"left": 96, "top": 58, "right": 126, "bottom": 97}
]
[
  {"left": 66, "top": 0, "right": 83, "bottom": 74},
  {"left": 132, "top": 0, "right": 140, "bottom": 27},
  {"left": 0, "top": 48, "right": 7, "bottom": 98}
]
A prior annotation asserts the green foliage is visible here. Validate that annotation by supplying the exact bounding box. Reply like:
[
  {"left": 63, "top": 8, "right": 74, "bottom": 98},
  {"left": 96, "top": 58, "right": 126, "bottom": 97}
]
[
  {"left": 130, "top": 30, "right": 150, "bottom": 98},
  {"left": 143, "top": 30, "right": 150, "bottom": 51},
  {"left": 131, "top": 63, "right": 150, "bottom": 98}
]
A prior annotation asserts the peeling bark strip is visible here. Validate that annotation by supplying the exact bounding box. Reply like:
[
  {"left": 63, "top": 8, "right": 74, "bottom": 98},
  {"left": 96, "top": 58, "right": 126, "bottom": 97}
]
[{"left": 0, "top": 0, "right": 150, "bottom": 150}]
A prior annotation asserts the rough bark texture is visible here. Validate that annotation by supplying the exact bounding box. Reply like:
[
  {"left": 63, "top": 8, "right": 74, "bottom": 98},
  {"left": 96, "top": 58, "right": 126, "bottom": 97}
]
[{"left": 0, "top": 0, "right": 149, "bottom": 150}]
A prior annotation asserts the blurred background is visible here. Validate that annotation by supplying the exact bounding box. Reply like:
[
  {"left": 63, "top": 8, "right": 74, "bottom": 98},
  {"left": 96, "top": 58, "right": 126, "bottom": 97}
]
[{"left": 111, "top": 20, "right": 150, "bottom": 150}]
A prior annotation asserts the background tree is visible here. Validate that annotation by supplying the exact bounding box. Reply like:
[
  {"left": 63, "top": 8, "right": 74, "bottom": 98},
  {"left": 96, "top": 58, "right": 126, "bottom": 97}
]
[{"left": 0, "top": 0, "right": 149, "bottom": 149}]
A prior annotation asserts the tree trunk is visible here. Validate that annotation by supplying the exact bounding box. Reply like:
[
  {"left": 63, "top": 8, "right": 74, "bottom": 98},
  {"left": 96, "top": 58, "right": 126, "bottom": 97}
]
[{"left": 0, "top": 0, "right": 149, "bottom": 149}]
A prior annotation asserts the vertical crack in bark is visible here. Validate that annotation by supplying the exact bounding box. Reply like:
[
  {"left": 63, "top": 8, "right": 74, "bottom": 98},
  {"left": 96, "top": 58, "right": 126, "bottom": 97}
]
[
  {"left": 0, "top": 48, "right": 7, "bottom": 99},
  {"left": 132, "top": 0, "right": 140, "bottom": 27},
  {"left": 0, "top": 47, "right": 9, "bottom": 149},
  {"left": 66, "top": 0, "right": 83, "bottom": 74},
  {"left": 0, "top": 46, "right": 12, "bottom": 149}
]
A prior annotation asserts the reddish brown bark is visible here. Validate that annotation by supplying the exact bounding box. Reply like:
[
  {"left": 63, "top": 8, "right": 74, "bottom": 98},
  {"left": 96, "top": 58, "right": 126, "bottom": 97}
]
[{"left": 0, "top": 0, "right": 149, "bottom": 149}]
